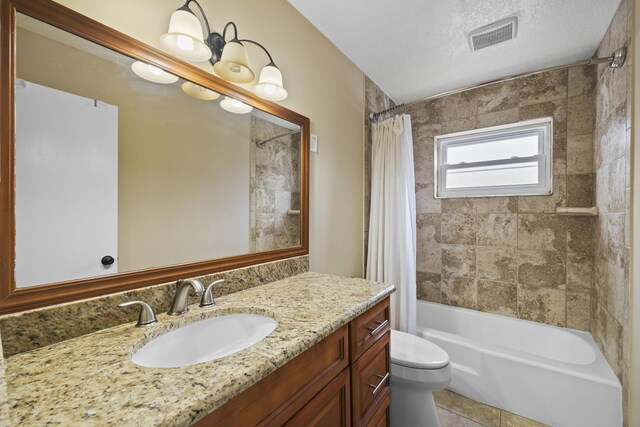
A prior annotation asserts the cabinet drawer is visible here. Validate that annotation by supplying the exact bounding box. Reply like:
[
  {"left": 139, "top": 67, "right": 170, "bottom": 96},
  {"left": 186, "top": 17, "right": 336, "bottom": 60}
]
[
  {"left": 351, "top": 332, "right": 390, "bottom": 427},
  {"left": 198, "top": 325, "right": 349, "bottom": 426},
  {"left": 285, "top": 368, "right": 351, "bottom": 427},
  {"left": 350, "top": 299, "right": 390, "bottom": 362},
  {"left": 366, "top": 393, "right": 389, "bottom": 427}
]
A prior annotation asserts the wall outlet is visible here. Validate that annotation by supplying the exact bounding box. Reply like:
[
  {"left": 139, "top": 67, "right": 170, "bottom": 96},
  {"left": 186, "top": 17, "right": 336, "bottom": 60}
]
[{"left": 310, "top": 133, "right": 318, "bottom": 153}]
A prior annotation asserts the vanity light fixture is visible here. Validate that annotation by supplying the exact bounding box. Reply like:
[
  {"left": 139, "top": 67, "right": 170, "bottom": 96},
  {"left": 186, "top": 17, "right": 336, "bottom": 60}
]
[
  {"left": 160, "top": 0, "right": 288, "bottom": 100},
  {"left": 181, "top": 81, "right": 220, "bottom": 100},
  {"left": 220, "top": 96, "right": 253, "bottom": 114},
  {"left": 131, "top": 61, "right": 179, "bottom": 84}
]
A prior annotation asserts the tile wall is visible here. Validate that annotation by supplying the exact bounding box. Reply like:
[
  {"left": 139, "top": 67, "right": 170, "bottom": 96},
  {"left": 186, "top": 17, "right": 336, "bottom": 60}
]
[
  {"left": 591, "top": 0, "right": 632, "bottom": 423},
  {"left": 250, "top": 116, "right": 301, "bottom": 252},
  {"left": 403, "top": 66, "right": 597, "bottom": 329}
]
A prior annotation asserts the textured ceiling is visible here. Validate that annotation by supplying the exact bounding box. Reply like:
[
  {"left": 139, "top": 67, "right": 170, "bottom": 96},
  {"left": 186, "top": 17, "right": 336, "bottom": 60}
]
[{"left": 288, "top": 0, "right": 621, "bottom": 103}]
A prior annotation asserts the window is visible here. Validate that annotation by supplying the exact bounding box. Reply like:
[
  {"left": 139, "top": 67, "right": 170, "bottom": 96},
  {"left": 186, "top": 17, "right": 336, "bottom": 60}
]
[{"left": 434, "top": 117, "right": 552, "bottom": 198}]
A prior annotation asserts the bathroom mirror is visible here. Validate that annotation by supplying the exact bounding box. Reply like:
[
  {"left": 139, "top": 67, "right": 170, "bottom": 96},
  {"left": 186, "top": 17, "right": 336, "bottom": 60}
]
[{"left": 0, "top": 0, "right": 309, "bottom": 313}]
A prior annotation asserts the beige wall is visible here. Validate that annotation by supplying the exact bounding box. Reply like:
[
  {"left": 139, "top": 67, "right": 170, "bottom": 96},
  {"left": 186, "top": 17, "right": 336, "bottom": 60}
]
[
  {"left": 51, "top": 0, "right": 366, "bottom": 277},
  {"left": 16, "top": 26, "right": 252, "bottom": 272}
]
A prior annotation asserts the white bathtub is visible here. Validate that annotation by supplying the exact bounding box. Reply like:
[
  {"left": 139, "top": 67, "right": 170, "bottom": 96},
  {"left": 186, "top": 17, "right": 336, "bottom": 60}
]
[{"left": 416, "top": 300, "right": 621, "bottom": 427}]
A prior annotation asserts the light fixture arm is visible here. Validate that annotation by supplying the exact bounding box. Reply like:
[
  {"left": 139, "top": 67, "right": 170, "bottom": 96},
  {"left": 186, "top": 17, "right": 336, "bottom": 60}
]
[
  {"left": 239, "top": 39, "right": 276, "bottom": 67},
  {"left": 182, "top": 0, "right": 213, "bottom": 42},
  {"left": 222, "top": 22, "right": 240, "bottom": 41}
]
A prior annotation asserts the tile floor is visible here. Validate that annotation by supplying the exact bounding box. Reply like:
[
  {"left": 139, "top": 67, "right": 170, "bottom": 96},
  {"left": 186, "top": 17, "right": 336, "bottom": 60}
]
[{"left": 435, "top": 389, "right": 549, "bottom": 427}]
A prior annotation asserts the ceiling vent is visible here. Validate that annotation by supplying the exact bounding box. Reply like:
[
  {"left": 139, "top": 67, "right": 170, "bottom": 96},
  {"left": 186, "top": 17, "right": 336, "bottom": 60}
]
[{"left": 468, "top": 16, "right": 518, "bottom": 52}]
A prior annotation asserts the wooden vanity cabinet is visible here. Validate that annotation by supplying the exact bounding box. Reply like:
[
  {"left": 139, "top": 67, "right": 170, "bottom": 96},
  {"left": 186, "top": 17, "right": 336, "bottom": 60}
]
[{"left": 195, "top": 297, "right": 390, "bottom": 427}]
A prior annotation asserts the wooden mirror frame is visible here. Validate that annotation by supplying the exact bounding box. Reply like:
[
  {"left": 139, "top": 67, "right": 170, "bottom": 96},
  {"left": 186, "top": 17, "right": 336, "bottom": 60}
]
[{"left": 0, "top": 0, "right": 310, "bottom": 314}]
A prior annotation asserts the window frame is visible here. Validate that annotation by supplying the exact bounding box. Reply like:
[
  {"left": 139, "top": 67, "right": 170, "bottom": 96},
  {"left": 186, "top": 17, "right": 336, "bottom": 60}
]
[{"left": 433, "top": 117, "right": 553, "bottom": 199}]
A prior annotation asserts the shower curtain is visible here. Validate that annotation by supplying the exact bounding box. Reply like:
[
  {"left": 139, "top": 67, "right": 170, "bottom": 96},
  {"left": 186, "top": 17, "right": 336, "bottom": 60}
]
[{"left": 366, "top": 114, "right": 417, "bottom": 334}]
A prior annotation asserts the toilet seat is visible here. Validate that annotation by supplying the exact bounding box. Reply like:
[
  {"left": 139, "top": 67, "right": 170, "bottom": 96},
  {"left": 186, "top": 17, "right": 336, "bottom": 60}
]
[{"left": 390, "top": 329, "right": 449, "bottom": 369}]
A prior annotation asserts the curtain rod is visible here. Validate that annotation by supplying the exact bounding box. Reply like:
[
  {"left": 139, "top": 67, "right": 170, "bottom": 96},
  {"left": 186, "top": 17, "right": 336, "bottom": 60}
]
[{"left": 369, "top": 46, "right": 627, "bottom": 123}]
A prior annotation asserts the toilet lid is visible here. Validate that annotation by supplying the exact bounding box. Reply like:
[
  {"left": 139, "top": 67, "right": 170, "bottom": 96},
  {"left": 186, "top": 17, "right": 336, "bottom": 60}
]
[{"left": 390, "top": 330, "right": 449, "bottom": 369}]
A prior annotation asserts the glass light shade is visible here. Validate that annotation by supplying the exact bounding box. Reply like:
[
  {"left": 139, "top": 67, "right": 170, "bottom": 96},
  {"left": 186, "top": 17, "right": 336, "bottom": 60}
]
[
  {"left": 213, "top": 41, "right": 255, "bottom": 83},
  {"left": 131, "top": 61, "right": 179, "bottom": 84},
  {"left": 253, "top": 65, "right": 288, "bottom": 101},
  {"left": 220, "top": 97, "right": 253, "bottom": 114},
  {"left": 159, "top": 9, "right": 212, "bottom": 62},
  {"left": 181, "top": 81, "right": 220, "bottom": 100}
]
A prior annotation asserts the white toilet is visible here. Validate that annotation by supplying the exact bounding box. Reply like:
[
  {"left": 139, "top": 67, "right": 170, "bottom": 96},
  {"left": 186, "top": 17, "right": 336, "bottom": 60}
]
[{"left": 390, "top": 329, "right": 452, "bottom": 427}]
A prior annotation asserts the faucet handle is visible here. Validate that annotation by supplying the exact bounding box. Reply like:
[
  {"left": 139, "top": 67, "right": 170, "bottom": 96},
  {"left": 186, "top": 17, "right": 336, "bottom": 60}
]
[
  {"left": 118, "top": 300, "right": 158, "bottom": 327},
  {"left": 200, "top": 279, "right": 224, "bottom": 307}
]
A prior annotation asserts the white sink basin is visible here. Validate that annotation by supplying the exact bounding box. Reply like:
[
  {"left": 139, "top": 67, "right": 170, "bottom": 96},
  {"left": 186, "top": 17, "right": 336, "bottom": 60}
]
[{"left": 131, "top": 314, "right": 277, "bottom": 368}]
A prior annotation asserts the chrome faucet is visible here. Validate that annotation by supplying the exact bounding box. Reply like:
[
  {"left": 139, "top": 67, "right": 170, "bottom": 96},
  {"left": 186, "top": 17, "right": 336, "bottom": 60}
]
[{"left": 168, "top": 279, "right": 204, "bottom": 315}]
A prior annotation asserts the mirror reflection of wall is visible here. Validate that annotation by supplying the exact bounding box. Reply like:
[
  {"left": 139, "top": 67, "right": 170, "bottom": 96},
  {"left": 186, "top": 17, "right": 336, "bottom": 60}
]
[{"left": 14, "top": 13, "right": 300, "bottom": 288}]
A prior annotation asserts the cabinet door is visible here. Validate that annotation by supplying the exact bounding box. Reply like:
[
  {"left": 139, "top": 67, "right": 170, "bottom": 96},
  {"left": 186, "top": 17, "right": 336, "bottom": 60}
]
[
  {"left": 351, "top": 332, "right": 390, "bottom": 426},
  {"left": 285, "top": 368, "right": 351, "bottom": 427}
]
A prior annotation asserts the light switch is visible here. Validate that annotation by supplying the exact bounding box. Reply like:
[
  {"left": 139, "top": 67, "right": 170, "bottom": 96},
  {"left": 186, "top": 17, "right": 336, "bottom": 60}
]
[{"left": 310, "top": 133, "right": 318, "bottom": 153}]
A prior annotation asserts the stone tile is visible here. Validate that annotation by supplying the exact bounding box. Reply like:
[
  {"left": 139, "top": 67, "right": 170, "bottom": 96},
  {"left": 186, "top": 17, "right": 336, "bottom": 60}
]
[
  {"left": 517, "top": 176, "right": 566, "bottom": 213},
  {"left": 442, "top": 275, "right": 477, "bottom": 309},
  {"left": 568, "top": 65, "right": 596, "bottom": 97},
  {"left": 274, "top": 190, "right": 291, "bottom": 213},
  {"left": 519, "top": 99, "right": 567, "bottom": 138},
  {"left": 477, "top": 81, "right": 518, "bottom": 114},
  {"left": 595, "top": 158, "right": 625, "bottom": 214},
  {"left": 517, "top": 286, "right": 566, "bottom": 326},
  {"left": 434, "top": 389, "right": 500, "bottom": 427},
  {"left": 442, "top": 245, "right": 476, "bottom": 278},
  {"left": 441, "top": 116, "right": 477, "bottom": 134},
  {"left": 476, "top": 108, "right": 518, "bottom": 128},
  {"left": 476, "top": 197, "right": 518, "bottom": 214},
  {"left": 566, "top": 217, "right": 594, "bottom": 255},
  {"left": 566, "top": 174, "right": 594, "bottom": 207},
  {"left": 567, "top": 291, "right": 590, "bottom": 331},
  {"left": 441, "top": 213, "right": 477, "bottom": 245},
  {"left": 518, "top": 250, "right": 566, "bottom": 289},
  {"left": 407, "top": 98, "right": 442, "bottom": 126},
  {"left": 518, "top": 69, "right": 568, "bottom": 106},
  {"left": 566, "top": 253, "right": 594, "bottom": 293},
  {"left": 601, "top": 258, "right": 628, "bottom": 326},
  {"left": 416, "top": 184, "right": 441, "bottom": 213},
  {"left": 567, "top": 134, "right": 593, "bottom": 174},
  {"left": 436, "top": 408, "right": 485, "bottom": 427},
  {"left": 417, "top": 213, "right": 441, "bottom": 243},
  {"left": 518, "top": 214, "right": 567, "bottom": 252},
  {"left": 553, "top": 134, "right": 567, "bottom": 176},
  {"left": 477, "top": 279, "right": 517, "bottom": 317},
  {"left": 413, "top": 123, "right": 439, "bottom": 185},
  {"left": 417, "top": 271, "right": 442, "bottom": 303},
  {"left": 477, "top": 248, "right": 517, "bottom": 282},
  {"left": 501, "top": 411, "right": 550, "bottom": 427},
  {"left": 417, "top": 240, "right": 442, "bottom": 274},
  {"left": 477, "top": 214, "right": 517, "bottom": 247},
  {"left": 442, "top": 91, "right": 478, "bottom": 122},
  {"left": 255, "top": 213, "right": 275, "bottom": 237},
  {"left": 442, "top": 198, "right": 476, "bottom": 214},
  {"left": 256, "top": 188, "right": 276, "bottom": 213},
  {"left": 594, "top": 102, "right": 627, "bottom": 170},
  {"left": 596, "top": 213, "right": 625, "bottom": 268},
  {"left": 592, "top": 301, "right": 624, "bottom": 379},
  {"left": 567, "top": 94, "right": 595, "bottom": 136}
]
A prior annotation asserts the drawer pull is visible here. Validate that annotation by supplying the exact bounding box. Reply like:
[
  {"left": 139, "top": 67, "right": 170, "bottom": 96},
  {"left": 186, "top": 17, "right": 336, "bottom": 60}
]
[
  {"left": 367, "top": 319, "right": 388, "bottom": 336},
  {"left": 368, "top": 372, "right": 390, "bottom": 396}
]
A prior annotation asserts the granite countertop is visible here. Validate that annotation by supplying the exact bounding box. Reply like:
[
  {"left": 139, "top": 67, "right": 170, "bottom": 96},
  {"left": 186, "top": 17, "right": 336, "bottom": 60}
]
[{"left": 0, "top": 272, "right": 394, "bottom": 426}]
